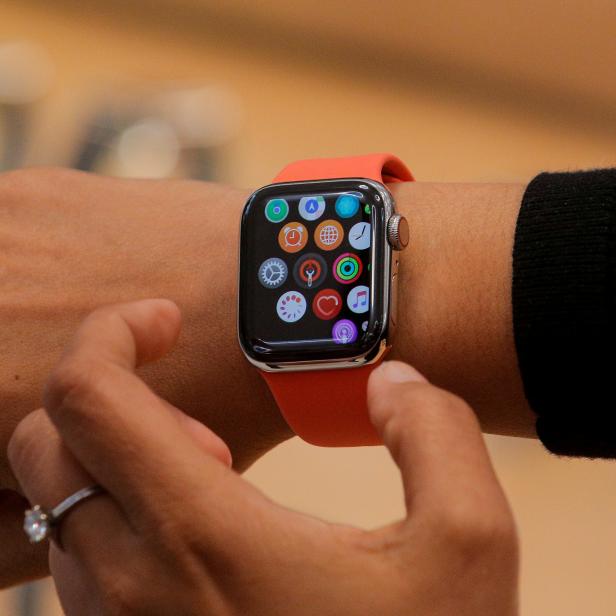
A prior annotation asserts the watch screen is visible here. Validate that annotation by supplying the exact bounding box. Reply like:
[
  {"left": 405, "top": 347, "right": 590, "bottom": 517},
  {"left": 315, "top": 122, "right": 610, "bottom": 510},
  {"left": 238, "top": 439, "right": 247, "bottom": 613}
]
[{"left": 239, "top": 179, "right": 389, "bottom": 365}]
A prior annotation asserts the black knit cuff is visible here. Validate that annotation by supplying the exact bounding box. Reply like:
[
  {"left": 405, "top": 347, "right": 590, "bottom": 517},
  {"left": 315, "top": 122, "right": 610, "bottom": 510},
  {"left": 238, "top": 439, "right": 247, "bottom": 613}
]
[{"left": 512, "top": 169, "right": 616, "bottom": 457}]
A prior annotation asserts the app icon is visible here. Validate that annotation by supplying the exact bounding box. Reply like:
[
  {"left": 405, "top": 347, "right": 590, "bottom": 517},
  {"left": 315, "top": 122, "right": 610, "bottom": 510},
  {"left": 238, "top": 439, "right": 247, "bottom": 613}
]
[
  {"left": 299, "top": 196, "right": 326, "bottom": 221},
  {"left": 347, "top": 285, "right": 369, "bottom": 314},
  {"left": 348, "top": 221, "right": 371, "bottom": 251},
  {"left": 265, "top": 198, "right": 289, "bottom": 223},
  {"left": 293, "top": 253, "right": 327, "bottom": 289},
  {"left": 276, "top": 291, "right": 307, "bottom": 323},
  {"left": 278, "top": 222, "right": 308, "bottom": 253},
  {"left": 312, "top": 289, "right": 342, "bottom": 320},
  {"left": 314, "top": 219, "right": 343, "bottom": 251},
  {"left": 333, "top": 252, "right": 363, "bottom": 284},
  {"left": 258, "top": 257, "right": 288, "bottom": 289},
  {"left": 332, "top": 319, "right": 358, "bottom": 344},
  {"left": 361, "top": 320, "right": 369, "bottom": 332},
  {"left": 335, "top": 193, "right": 360, "bottom": 218}
]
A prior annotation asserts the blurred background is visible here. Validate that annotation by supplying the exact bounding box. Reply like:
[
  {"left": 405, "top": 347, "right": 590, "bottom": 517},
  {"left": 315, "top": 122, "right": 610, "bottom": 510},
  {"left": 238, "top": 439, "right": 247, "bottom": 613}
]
[{"left": 1, "top": 1, "right": 615, "bottom": 614}]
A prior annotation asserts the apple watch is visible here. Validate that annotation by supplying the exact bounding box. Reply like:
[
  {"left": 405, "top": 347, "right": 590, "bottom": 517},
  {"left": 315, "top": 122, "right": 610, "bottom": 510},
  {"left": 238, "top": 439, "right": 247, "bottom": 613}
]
[{"left": 238, "top": 154, "right": 413, "bottom": 446}]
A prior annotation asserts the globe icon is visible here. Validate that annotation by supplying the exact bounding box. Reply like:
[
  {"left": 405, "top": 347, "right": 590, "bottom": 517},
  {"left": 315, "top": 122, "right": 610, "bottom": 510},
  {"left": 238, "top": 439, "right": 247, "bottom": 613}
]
[{"left": 320, "top": 225, "right": 339, "bottom": 245}]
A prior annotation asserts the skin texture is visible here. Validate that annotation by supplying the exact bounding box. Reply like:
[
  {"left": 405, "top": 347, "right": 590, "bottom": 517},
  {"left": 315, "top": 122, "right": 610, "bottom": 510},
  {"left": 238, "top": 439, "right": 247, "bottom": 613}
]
[
  {"left": 8, "top": 299, "right": 519, "bottom": 615},
  {"left": 0, "top": 168, "right": 534, "bottom": 587}
]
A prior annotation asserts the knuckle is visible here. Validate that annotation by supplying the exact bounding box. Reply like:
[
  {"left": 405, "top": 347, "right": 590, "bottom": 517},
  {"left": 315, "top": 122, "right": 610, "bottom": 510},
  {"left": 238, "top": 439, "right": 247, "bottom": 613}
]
[
  {"left": 44, "top": 358, "right": 109, "bottom": 419},
  {"left": 146, "top": 510, "right": 187, "bottom": 551},
  {"left": 7, "top": 410, "right": 46, "bottom": 476},
  {"left": 97, "top": 570, "right": 142, "bottom": 616},
  {"left": 438, "top": 504, "right": 519, "bottom": 562},
  {"left": 81, "top": 304, "right": 131, "bottom": 338}
]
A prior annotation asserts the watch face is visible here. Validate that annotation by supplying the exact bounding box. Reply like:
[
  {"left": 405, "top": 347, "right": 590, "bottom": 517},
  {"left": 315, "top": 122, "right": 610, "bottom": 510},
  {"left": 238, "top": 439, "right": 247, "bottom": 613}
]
[{"left": 239, "top": 179, "right": 391, "bottom": 366}]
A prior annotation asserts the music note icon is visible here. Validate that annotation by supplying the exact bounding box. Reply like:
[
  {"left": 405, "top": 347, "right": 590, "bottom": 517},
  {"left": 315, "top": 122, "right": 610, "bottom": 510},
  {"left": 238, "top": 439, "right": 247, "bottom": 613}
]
[
  {"left": 348, "top": 285, "right": 369, "bottom": 314},
  {"left": 352, "top": 291, "right": 367, "bottom": 309}
]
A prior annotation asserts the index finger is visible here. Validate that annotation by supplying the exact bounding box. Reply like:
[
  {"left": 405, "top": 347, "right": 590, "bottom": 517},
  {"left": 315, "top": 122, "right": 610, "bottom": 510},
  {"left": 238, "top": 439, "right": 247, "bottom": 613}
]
[{"left": 43, "top": 299, "right": 233, "bottom": 521}]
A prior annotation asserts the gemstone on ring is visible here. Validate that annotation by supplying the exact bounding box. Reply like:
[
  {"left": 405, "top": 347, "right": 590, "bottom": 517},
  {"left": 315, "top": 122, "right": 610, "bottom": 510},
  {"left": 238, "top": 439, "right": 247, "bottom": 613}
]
[
  {"left": 24, "top": 505, "right": 51, "bottom": 543},
  {"left": 23, "top": 485, "right": 105, "bottom": 548}
]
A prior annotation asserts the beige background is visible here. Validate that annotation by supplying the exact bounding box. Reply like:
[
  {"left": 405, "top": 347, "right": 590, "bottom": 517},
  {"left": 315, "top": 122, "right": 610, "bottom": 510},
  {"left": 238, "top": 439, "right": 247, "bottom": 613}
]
[{"left": 1, "top": 1, "right": 616, "bottom": 614}]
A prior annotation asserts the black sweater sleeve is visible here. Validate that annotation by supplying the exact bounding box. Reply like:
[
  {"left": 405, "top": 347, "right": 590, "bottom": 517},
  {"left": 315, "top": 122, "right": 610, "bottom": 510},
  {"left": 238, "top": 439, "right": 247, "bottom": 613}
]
[{"left": 512, "top": 169, "right": 616, "bottom": 457}]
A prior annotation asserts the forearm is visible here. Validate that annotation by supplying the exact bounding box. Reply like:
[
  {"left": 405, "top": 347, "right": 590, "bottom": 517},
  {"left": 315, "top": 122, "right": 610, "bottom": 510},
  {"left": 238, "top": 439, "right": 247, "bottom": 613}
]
[
  {"left": 0, "top": 172, "right": 534, "bottom": 490},
  {"left": 0, "top": 170, "right": 289, "bottom": 489}
]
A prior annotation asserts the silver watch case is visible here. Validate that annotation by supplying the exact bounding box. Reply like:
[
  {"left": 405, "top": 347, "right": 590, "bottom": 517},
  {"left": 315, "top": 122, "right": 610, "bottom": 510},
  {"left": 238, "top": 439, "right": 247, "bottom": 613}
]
[{"left": 237, "top": 178, "right": 400, "bottom": 373}]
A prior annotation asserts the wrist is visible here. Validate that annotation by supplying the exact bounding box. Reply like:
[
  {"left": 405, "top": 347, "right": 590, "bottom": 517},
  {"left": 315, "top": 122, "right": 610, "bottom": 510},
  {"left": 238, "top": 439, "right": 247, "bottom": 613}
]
[
  {"left": 150, "top": 182, "right": 293, "bottom": 471},
  {"left": 388, "top": 181, "right": 535, "bottom": 437}
]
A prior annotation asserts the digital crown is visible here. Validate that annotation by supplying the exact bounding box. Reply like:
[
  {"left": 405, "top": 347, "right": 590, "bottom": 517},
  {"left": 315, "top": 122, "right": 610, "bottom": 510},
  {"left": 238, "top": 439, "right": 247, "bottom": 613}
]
[{"left": 387, "top": 214, "right": 410, "bottom": 251}]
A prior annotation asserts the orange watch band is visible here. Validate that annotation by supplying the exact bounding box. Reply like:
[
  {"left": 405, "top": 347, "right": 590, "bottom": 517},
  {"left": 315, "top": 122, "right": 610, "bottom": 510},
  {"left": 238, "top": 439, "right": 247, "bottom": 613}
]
[
  {"left": 262, "top": 154, "right": 413, "bottom": 446},
  {"left": 273, "top": 153, "right": 413, "bottom": 185}
]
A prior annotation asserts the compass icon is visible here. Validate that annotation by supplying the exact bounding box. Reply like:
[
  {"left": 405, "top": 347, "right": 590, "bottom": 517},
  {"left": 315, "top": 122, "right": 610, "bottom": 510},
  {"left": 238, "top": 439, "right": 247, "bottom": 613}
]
[{"left": 258, "top": 257, "right": 288, "bottom": 289}]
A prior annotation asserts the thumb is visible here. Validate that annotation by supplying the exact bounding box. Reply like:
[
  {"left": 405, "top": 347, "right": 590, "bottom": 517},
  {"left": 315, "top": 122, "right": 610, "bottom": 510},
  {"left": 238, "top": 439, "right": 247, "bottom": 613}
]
[{"left": 367, "top": 361, "right": 504, "bottom": 516}]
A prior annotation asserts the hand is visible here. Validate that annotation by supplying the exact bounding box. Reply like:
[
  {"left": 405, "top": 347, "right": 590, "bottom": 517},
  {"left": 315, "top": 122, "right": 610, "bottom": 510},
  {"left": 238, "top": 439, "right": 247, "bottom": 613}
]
[
  {"left": 9, "top": 299, "right": 519, "bottom": 615},
  {"left": 0, "top": 168, "right": 290, "bottom": 587}
]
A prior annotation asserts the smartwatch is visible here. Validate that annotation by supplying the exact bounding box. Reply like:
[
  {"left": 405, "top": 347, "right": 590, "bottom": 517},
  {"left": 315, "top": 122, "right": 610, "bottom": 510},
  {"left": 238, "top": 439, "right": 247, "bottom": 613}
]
[{"left": 238, "top": 154, "right": 413, "bottom": 446}]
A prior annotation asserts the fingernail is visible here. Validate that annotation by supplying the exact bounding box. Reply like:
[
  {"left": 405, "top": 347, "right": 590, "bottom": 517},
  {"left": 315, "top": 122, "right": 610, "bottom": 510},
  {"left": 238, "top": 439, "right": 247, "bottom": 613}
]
[{"left": 378, "top": 360, "right": 426, "bottom": 383}]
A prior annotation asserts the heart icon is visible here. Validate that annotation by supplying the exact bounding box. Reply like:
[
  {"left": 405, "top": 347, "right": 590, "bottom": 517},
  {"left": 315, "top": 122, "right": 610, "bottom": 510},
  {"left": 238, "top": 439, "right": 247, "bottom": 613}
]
[
  {"left": 313, "top": 289, "right": 342, "bottom": 320},
  {"left": 318, "top": 295, "right": 338, "bottom": 314}
]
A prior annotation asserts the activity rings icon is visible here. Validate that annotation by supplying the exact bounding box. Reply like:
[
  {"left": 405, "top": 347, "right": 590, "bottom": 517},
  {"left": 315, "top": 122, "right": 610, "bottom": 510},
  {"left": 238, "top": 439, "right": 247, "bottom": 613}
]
[{"left": 333, "top": 253, "right": 363, "bottom": 284}]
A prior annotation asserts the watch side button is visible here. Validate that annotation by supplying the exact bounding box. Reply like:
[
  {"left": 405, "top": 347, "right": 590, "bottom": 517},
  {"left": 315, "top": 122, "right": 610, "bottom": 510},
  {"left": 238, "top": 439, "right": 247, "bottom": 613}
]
[{"left": 390, "top": 272, "right": 398, "bottom": 329}]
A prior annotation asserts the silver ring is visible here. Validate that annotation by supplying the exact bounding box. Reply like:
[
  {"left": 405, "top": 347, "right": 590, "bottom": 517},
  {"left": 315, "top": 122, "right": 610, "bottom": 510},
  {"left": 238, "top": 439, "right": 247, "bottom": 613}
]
[{"left": 24, "top": 485, "right": 105, "bottom": 548}]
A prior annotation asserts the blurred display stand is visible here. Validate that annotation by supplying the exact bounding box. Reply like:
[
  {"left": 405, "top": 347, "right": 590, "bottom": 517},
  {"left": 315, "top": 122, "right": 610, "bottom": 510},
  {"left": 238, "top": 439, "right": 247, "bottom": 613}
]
[
  {"left": 0, "top": 40, "right": 54, "bottom": 171},
  {"left": 69, "top": 83, "right": 241, "bottom": 180},
  {"left": 0, "top": 39, "right": 241, "bottom": 181}
]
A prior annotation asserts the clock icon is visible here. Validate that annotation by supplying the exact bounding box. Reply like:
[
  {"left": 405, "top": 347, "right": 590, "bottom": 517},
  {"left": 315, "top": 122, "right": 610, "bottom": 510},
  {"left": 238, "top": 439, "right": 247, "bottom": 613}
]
[{"left": 348, "top": 222, "right": 371, "bottom": 250}]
